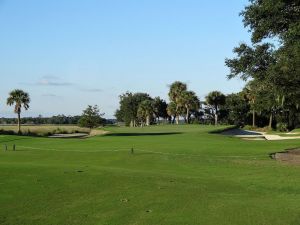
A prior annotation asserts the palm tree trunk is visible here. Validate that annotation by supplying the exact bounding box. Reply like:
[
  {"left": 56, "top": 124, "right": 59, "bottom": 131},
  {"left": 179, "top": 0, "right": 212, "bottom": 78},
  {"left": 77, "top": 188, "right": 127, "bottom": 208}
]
[
  {"left": 186, "top": 108, "right": 190, "bottom": 124},
  {"left": 214, "top": 107, "right": 218, "bottom": 126},
  {"left": 175, "top": 105, "right": 180, "bottom": 125},
  {"left": 252, "top": 109, "right": 256, "bottom": 127},
  {"left": 17, "top": 112, "right": 21, "bottom": 134},
  {"left": 214, "top": 114, "right": 218, "bottom": 126}
]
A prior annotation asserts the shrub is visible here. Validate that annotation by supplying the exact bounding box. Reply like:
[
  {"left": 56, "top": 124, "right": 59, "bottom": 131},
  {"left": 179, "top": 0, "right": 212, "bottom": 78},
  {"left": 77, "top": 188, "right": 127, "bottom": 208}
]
[
  {"left": 243, "top": 125, "right": 256, "bottom": 130},
  {"left": 277, "top": 123, "right": 288, "bottom": 132}
]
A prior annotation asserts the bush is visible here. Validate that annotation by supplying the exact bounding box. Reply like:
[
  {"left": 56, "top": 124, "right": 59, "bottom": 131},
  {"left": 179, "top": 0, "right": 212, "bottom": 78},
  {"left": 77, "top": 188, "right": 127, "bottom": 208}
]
[
  {"left": 277, "top": 123, "right": 288, "bottom": 132},
  {"left": 243, "top": 125, "right": 256, "bottom": 130}
]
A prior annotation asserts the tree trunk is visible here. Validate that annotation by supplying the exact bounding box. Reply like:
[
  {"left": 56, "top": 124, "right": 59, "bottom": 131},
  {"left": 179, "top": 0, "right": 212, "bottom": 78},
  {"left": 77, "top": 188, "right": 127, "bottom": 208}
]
[
  {"left": 268, "top": 112, "right": 273, "bottom": 129},
  {"left": 146, "top": 115, "right": 150, "bottom": 126},
  {"left": 186, "top": 108, "right": 190, "bottom": 124},
  {"left": 252, "top": 109, "right": 256, "bottom": 127},
  {"left": 17, "top": 112, "right": 21, "bottom": 134},
  {"left": 214, "top": 107, "right": 218, "bottom": 126},
  {"left": 175, "top": 105, "right": 179, "bottom": 125},
  {"left": 214, "top": 114, "right": 218, "bottom": 126}
]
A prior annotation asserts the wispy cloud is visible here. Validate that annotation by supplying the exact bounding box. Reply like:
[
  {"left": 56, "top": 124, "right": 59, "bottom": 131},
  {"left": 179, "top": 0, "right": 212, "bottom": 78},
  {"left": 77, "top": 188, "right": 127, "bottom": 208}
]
[
  {"left": 41, "top": 94, "right": 61, "bottom": 98},
  {"left": 19, "top": 75, "right": 73, "bottom": 87},
  {"left": 80, "top": 88, "right": 102, "bottom": 93},
  {"left": 37, "top": 79, "right": 73, "bottom": 86},
  {"left": 37, "top": 75, "right": 73, "bottom": 86},
  {"left": 20, "top": 76, "right": 102, "bottom": 92}
]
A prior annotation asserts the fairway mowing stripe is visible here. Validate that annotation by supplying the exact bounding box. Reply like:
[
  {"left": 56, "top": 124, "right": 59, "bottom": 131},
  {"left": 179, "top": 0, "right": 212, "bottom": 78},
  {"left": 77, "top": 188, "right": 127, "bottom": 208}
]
[
  {"left": 17, "top": 145, "right": 127, "bottom": 153},
  {"left": 17, "top": 145, "right": 264, "bottom": 159},
  {"left": 136, "top": 149, "right": 264, "bottom": 159}
]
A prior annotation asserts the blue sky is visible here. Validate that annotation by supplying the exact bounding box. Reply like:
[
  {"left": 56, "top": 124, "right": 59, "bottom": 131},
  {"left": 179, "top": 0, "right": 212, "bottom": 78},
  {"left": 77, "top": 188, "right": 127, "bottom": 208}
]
[{"left": 0, "top": 0, "right": 250, "bottom": 118}]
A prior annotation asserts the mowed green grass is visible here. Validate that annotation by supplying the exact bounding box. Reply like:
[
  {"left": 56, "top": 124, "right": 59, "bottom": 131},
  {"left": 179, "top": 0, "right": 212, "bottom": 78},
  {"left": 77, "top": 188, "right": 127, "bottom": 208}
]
[{"left": 1, "top": 125, "right": 300, "bottom": 225}]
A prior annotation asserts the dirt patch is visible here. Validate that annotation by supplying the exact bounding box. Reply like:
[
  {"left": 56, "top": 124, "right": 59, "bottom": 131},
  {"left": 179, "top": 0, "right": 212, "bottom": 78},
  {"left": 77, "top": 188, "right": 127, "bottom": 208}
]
[{"left": 271, "top": 148, "right": 300, "bottom": 165}]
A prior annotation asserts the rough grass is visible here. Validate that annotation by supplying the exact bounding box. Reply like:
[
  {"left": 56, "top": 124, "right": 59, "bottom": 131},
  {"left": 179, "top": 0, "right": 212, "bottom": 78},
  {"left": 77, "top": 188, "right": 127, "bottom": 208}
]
[
  {"left": 266, "top": 128, "right": 300, "bottom": 136},
  {"left": 0, "top": 125, "right": 90, "bottom": 137},
  {"left": 292, "top": 128, "right": 300, "bottom": 133},
  {"left": 1, "top": 125, "right": 300, "bottom": 225}
]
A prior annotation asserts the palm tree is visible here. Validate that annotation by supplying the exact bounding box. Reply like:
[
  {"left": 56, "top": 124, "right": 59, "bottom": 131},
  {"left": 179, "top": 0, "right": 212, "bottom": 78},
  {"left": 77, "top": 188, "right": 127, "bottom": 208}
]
[
  {"left": 168, "top": 81, "right": 187, "bottom": 124},
  {"left": 243, "top": 82, "right": 257, "bottom": 127},
  {"left": 167, "top": 102, "right": 177, "bottom": 124},
  {"left": 153, "top": 97, "right": 168, "bottom": 124},
  {"left": 7, "top": 89, "right": 30, "bottom": 133},
  {"left": 137, "top": 100, "right": 154, "bottom": 126},
  {"left": 179, "top": 91, "right": 200, "bottom": 124},
  {"left": 205, "top": 91, "right": 225, "bottom": 125}
]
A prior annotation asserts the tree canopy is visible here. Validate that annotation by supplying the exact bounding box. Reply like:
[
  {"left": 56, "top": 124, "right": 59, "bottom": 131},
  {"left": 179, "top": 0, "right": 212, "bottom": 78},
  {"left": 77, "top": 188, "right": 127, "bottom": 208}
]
[
  {"left": 225, "top": 0, "right": 300, "bottom": 129},
  {"left": 79, "top": 105, "right": 104, "bottom": 129}
]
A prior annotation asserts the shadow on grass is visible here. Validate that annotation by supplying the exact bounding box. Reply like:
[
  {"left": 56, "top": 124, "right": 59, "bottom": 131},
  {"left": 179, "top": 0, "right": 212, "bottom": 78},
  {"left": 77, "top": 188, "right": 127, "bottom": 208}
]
[
  {"left": 209, "top": 126, "right": 238, "bottom": 134},
  {"left": 0, "top": 137, "right": 29, "bottom": 143},
  {"left": 104, "top": 132, "right": 182, "bottom": 137},
  {"left": 219, "top": 128, "right": 262, "bottom": 136}
]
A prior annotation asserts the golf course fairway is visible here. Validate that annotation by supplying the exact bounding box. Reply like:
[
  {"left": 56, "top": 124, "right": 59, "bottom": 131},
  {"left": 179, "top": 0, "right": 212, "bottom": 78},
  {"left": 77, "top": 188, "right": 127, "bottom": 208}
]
[{"left": 1, "top": 125, "right": 300, "bottom": 225}]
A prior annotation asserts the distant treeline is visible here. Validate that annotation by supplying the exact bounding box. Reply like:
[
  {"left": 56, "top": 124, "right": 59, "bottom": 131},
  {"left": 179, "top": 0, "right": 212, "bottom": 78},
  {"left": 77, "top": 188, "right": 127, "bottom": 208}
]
[{"left": 0, "top": 115, "right": 115, "bottom": 125}]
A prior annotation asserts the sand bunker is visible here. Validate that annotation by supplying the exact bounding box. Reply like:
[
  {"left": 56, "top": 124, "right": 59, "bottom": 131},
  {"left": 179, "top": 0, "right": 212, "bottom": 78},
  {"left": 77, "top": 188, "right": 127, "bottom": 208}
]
[
  {"left": 48, "top": 133, "right": 89, "bottom": 138},
  {"left": 89, "top": 129, "right": 109, "bottom": 136},
  {"left": 271, "top": 149, "right": 300, "bottom": 165},
  {"left": 221, "top": 128, "right": 300, "bottom": 141},
  {"left": 48, "top": 129, "right": 109, "bottom": 138}
]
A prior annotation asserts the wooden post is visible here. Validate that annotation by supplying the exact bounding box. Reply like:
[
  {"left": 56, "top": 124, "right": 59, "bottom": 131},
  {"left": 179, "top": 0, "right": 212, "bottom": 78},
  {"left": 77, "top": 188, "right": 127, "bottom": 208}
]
[{"left": 13, "top": 144, "right": 16, "bottom": 151}]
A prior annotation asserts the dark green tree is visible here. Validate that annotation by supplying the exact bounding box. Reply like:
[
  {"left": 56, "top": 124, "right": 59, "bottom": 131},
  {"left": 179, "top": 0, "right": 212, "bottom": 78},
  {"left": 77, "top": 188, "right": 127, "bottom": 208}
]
[
  {"left": 168, "top": 81, "right": 187, "bottom": 124},
  {"left": 226, "top": 0, "right": 300, "bottom": 129},
  {"left": 79, "top": 105, "right": 104, "bottom": 129},
  {"left": 116, "top": 92, "right": 152, "bottom": 126},
  {"left": 137, "top": 99, "right": 154, "bottom": 126},
  {"left": 167, "top": 102, "right": 177, "bottom": 124},
  {"left": 223, "top": 93, "right": 250, "bottom": 126},
  {"left": 153, "top": 97, "right": 168, "bottom": 124},
  {"left": 205, "top": 91, "right": 226, "bottom": 125},
  {"left": 179, "top": 91, "right": 200, "bottom": 124}
]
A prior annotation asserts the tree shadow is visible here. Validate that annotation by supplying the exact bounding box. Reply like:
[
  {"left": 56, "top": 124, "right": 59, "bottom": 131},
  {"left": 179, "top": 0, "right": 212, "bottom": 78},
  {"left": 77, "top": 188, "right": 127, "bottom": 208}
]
[
  {"left": 219, "top": 128, "right": 262, "bottom": 136},
  {"left": 104, "top": 132, "right": 182, "bottom": 137}
]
